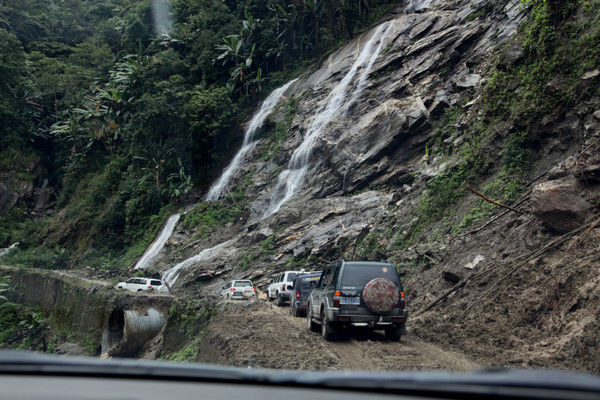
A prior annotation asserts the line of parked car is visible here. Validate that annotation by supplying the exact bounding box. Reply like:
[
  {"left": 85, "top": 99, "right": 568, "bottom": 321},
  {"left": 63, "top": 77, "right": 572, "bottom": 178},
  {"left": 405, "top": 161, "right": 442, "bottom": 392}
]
[
  {"left": 262, "top": 261, "right": 408, "bottom": 341},
  {"left": 115, "top": 260, "right": 408, "bottom": 342}
]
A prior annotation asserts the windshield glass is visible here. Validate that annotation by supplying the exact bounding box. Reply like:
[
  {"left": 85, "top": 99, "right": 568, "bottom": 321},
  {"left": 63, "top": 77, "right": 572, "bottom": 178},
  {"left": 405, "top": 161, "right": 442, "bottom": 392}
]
[
  {"left": 340, "top": 265, "right": 400, "bottom": 289},
  {"left": 0, "top": 0, "right": 596, "bottom": 382},
  {"left": 300, "top": 276, "right": 320, "bottom": 290}
]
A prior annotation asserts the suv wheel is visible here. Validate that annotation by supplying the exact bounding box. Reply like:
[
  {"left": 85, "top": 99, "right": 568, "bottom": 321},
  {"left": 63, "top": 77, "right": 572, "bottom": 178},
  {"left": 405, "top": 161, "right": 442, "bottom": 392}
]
[
  {"left": 306, "top": 305, "right": 319, "bottom": 332},
  {"left": 291, "top": 303, "right": 301, "bottom": 317},
  {"left": 321, "top": 310, "right": 336, "bottom": 341},
  {"left": 385, "top": 326, "right": 402, "bottom": 341},
  {"left": 137, "top": 289, "right": 143, "bottom": 292},
  {"left": 276, "top": 292, "right": 285, "bottom": 307}
]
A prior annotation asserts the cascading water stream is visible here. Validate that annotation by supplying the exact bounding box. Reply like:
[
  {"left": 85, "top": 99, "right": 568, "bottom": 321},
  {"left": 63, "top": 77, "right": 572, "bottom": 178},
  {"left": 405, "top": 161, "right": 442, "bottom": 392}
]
[
  {"left": 133, "top": 214, "right": 181, "bottom": 270},
  {"left": 404, "top": 0, "right": 434, "bottom": 13},
  {"left": 265, "top": 21, "right": 394, "bottom": 216},
  {"left": 147, "top": 22, "right": 394, "bottom": 283},
  {"left": 0, "top": 242, "right": 19, "bottom": 258},
  {"left": 162, "top": 240, "right": 233, "bottom": 286},
  {"left": 135, "top": 80, "right": 297, "bottom": 278},
  {"left": 205, "top": 78, "right": 298, "bottom": 201}
]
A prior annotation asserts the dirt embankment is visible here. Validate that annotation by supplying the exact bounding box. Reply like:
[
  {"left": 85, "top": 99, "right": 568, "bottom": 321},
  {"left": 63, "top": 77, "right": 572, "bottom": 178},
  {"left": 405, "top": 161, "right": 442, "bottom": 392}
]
[
  {"left": 410, "top": 221, "right": 600, "bottom": 374},
  {"left": 196, "top": 300, "right": 478, "bottom": 371}
]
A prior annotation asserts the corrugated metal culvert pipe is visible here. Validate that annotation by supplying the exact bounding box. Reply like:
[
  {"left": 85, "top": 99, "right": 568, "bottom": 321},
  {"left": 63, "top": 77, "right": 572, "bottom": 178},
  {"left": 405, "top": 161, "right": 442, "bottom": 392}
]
[{"left": 101, "top": 307, "right": 167, "bottom": 357}]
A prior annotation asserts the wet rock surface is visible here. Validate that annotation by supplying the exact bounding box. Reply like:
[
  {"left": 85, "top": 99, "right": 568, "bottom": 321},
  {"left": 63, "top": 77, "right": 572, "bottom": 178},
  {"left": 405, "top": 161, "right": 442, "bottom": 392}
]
[{"left": 155, "top": 0, "right": 527, "bottom": 289}]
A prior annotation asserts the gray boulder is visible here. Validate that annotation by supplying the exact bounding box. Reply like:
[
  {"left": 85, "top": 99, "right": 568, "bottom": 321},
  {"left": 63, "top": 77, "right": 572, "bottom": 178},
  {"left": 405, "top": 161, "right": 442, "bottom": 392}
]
[{"left": 531, "top": 177, "right": 592, "bottom": 233}]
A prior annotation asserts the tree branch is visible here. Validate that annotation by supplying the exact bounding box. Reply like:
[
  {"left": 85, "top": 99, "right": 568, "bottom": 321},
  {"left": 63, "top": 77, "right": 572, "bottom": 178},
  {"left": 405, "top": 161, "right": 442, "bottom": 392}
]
[{"left": 466, "top": 183, "right": 522, "bottom": 214}]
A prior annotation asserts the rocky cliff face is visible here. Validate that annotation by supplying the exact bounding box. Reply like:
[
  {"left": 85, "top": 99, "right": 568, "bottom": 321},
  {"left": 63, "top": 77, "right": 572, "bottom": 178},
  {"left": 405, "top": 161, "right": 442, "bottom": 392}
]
[{"left": 152, "top": 0, "right": 529, "bottom": 288}]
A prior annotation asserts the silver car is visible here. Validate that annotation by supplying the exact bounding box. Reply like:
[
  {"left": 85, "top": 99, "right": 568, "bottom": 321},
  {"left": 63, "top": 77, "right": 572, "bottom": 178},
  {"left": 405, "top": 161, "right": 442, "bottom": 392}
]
[{"left": 221, "top": 280, "right": 256, "bottom": 300}]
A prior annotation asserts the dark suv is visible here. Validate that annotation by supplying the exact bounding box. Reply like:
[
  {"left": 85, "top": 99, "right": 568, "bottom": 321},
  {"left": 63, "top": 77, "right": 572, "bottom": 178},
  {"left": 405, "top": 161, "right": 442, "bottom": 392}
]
[
  {"left": 307, "top": 261, "right": 407, "bottom": 341},
  {"left": 290, "top": 272, "right": 321, "bottom": 317}
]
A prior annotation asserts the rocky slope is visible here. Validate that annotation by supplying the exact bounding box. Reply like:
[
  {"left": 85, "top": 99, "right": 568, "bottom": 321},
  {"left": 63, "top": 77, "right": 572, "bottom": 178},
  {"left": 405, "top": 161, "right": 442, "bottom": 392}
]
[
  {"left": 154, "top": 0, "right": 528, "bottom": 287},
  {"left": 140, "top": 0, "right": 600, "bottom": 372},
  {"left": 6, "top": 0, "right": 600, "bottom": 372}
]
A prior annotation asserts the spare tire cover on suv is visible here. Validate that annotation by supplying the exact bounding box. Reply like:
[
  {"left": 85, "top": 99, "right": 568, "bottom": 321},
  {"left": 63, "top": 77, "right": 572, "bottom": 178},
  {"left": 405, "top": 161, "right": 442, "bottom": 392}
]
[{"left": 362, "top": 278, "right": 399, "bottom": 314}]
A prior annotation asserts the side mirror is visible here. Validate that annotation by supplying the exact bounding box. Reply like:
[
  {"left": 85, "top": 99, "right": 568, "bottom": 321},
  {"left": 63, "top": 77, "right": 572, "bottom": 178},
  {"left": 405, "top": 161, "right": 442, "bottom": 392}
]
[{"left": 287, "top": 285, "right": 293, "bottom": 291}]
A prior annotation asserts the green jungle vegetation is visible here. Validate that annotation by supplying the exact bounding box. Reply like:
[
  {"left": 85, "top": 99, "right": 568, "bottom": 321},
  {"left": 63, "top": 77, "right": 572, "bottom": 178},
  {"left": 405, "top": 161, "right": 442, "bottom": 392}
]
[{"left": 0, "top": 0, "right": 398, "bottom": 271}]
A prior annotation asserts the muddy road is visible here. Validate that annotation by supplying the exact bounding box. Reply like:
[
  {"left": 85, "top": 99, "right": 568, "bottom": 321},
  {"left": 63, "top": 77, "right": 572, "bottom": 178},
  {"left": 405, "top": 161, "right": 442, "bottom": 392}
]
[{"left": 197, "top": 299, "right": 478, "bottom": 371}]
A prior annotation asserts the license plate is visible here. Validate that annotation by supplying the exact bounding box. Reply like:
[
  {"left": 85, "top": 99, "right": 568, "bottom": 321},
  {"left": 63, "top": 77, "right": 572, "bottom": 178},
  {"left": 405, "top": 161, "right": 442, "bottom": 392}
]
[
  {"left": 339, "top": 297, "right": 359, "bottom": 305},
  {"left": 232, "top": 292, "right": 242, "bottom": 296}
]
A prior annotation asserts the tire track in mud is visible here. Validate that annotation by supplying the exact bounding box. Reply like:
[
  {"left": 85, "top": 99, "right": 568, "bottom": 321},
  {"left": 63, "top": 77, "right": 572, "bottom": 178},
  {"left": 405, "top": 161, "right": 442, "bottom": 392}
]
[
  {"left": 269, "top": 301, "right": 478, "bottom": 371},
  {"left": 197, "top": 299, "right": 479, "bottom": 371}
]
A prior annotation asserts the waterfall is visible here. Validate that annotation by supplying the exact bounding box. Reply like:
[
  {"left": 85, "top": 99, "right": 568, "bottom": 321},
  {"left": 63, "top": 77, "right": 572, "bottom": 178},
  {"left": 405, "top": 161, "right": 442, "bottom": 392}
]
[
  {"left": 404, "top": 0, "right": 434, "bottom": 13},
  {"left": 205, "top": 78, "right": 299, "bottom": 201},
  {"left": 0, "top": 242, "right": 19, "bottom": 258},
  {"left": 162, "top": 240, "right": 232, "bottom": 286},
  {"left": 133, "top": 214, "right": 181, "bottom": 270},
  {"left": 151, "top": 0, "right": 174, "bottom": 36},
  {"left": 266, "top": 21, "right": 394, "bottom": 216}
]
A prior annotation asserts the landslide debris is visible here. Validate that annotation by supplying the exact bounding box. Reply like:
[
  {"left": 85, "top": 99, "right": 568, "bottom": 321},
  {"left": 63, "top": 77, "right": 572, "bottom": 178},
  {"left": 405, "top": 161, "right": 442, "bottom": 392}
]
[{"left": 196, "top": 300, "right": 478, "bottom": 371}]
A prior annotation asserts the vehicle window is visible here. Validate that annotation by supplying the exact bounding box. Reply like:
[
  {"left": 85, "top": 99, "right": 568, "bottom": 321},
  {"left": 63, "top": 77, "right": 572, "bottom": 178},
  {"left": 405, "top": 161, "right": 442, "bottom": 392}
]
[
  {"left": 286, "top": 272, "right": 296, "bottom": 282},
  {"left": 325, "top": 270, "right": 335, "bottom": 287},
  {"left": 300, "top": 276, "right": 319, "bottom": 290},
  {"left": 150, "top": 280, "right": 161, "bottom": 286},
  {"left": 319, "top": 269, "right": 331, "bottom": 287},
  {"left": 340, "top": 264, "right": 400, "bottom": 290},
  {"left": 126, "top": 279, "right": 136, "bottom": 283},
  {"left": 234, "top": 281, "right": 252, "bottom": 287}
]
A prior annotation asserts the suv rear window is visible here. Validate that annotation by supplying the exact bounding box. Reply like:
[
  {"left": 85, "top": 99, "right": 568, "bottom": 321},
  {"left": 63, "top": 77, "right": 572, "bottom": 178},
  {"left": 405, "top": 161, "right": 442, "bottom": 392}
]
[
  {"left": 340, "top": 264, "right": 400, "bottom": 290},
  {"left": 300, "top": 276, "right": 319, "bottom": 290},
  {"left": 234, "top": 281, "right": 253, "bottom": 287},
  {"left": 286, "top": 273, "right": 297, "bottom": 282},
  {"left": 150, "top": 280, "right": 162, "bottom": 286}
]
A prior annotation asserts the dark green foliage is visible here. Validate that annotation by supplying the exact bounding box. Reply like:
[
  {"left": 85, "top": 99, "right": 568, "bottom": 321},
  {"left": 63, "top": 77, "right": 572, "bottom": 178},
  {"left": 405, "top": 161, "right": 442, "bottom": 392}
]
[
  {"left": 0, "top": 28, "right": 28, "bottom": 149},
  {"left": 183, "top": 198, "right": 248, "bottom": 240},
  {"left": 398, "top": 0, "right": 600, "bottom": 246},
  {"left": 0, "top": 0, "right": 417, "bottom": 270},
  {"left": 2, "top": 248, "right": 70, "bottom": 270},
  {"left": 0, "top": 276, "right": 48, "bottom": 350},
  {"left": 260, "top": 95, "right": 299, "bottom": 161},
  {"left": 163, "top": 300, "right": 216, "bottom": 362}
]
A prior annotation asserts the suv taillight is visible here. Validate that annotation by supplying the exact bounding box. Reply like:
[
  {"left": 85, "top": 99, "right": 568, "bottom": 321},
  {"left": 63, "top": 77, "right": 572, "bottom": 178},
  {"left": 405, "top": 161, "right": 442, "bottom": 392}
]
[
  {"left": 231, "top": 287, "right": 235, "bottom": 291},
  {"left": 296, "top": 290, "right": 301, "bottom": 300},
  {"left": 281, "top": 284, "right": 286, "bottom": 291},
  {"left": 399, "top": 291, "right": 405, "bottom": 309},
  {"left": 333, "top": 290, "right": 341, "bottom": 307}
]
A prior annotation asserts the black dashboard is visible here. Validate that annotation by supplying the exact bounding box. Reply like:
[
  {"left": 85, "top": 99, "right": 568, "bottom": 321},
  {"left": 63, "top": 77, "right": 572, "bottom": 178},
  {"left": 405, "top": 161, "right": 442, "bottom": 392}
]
[{"left": 0, "top": 351, "right": 598, "bottom": 400}]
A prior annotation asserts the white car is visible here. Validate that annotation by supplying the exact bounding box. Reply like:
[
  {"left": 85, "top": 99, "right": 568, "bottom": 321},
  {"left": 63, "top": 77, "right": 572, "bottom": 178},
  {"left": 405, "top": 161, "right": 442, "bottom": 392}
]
[
  {"left": 221, "top": 280, "right": 256, "bottom": 300},
  {"left": 116, "top": 277, "right": 168, "bottom": 293},
  {"left": 267, "top": 270, "right": 304, "bottom": 306}
]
